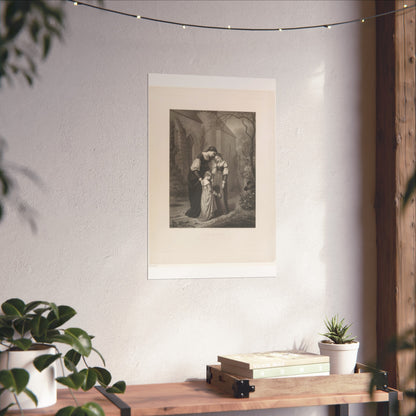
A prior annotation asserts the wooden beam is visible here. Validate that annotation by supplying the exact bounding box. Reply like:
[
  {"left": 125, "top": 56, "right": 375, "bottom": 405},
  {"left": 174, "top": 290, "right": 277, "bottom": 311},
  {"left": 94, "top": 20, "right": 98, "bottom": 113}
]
[{"left": 376, "top": 0, "right": 416, "bottom": 414}]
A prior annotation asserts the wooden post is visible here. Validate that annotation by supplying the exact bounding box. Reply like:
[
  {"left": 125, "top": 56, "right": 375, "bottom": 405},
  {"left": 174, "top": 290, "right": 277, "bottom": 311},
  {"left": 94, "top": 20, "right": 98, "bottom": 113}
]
[{"left": 376, "top": 1, "right": 416, "bottom": 414}]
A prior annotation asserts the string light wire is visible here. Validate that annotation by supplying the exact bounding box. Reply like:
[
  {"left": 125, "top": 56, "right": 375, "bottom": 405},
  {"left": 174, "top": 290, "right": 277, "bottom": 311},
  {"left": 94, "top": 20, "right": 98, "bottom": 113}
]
[{"left": 69, "top": 0, "right": 415, "bottom": 32}]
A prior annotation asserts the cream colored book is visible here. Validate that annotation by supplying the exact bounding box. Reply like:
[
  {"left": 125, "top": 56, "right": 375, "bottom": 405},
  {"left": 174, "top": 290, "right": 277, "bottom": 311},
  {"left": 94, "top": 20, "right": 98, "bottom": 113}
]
[
  {"left": 221, "top": 361, "right": 330, "bottom": 379},
  {"left": 218, "top": 351, "right": 329, "bottom": 370}
]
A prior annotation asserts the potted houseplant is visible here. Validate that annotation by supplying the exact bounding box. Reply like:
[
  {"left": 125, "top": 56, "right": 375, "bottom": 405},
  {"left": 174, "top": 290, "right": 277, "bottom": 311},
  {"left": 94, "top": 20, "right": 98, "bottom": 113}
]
[
  {"left": 318, "top": 315, "right": 360, "bottom": 375},
  {"left": 0, "top": 298, "right": 125, "bottom": 416}
]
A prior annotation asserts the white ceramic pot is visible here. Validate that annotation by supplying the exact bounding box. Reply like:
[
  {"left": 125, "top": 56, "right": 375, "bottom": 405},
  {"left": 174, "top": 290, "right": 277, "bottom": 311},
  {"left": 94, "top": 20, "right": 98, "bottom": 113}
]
[
  {"left": 318, "top": 341, "right": 359, "bottom": 375},
  {"left": 0, "top": 344, "right": 57, "bottom": 409}
]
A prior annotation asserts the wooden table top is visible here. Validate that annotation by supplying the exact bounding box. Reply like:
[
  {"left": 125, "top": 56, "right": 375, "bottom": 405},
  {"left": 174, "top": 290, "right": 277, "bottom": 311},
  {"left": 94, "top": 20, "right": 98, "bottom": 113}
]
[
  {"left": 8, "top": 388, "right": 120, "bottom": 416},
  {"left": 122, "top": 380, "right": 399, "bottom": 416},
  {"left": 9, "top": 380, "right": 401, "bottom": 416}
]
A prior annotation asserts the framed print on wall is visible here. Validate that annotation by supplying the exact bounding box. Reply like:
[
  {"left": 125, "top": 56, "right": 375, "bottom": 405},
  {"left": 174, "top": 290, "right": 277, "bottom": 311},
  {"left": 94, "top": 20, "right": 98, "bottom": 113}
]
[{"left": 148, "top": 73, "right": 276, "bottom": 279}]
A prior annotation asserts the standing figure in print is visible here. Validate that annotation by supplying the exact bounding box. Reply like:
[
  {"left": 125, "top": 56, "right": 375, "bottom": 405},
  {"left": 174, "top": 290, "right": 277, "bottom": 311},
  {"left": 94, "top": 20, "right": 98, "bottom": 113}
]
[
  {"left": 212, "top": 153, "right": 229, "bottom": 214},
  {"left": 185, "top": 146, "right": 217, "bottom": 217},
  {"left": 199, "top": 171, "right": 220, "bottom": 221}
]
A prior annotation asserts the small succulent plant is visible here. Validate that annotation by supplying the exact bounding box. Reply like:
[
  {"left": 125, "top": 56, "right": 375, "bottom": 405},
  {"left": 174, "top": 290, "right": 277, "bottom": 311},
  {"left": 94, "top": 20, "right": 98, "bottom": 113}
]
[{"left": 321, "top": 315, "right": 357, "bottom": 344}]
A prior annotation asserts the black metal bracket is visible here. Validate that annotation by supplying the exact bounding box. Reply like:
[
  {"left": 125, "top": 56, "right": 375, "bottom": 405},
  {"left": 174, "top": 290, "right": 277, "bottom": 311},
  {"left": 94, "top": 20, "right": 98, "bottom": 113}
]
[
  {"left": 356, "top": 363, "right": 389, "bottom": 391},
  {"left": 355, "top": 365, "right": 399, "bottom": 416},
  {"left": 206, "top": 365, "right": 213, "bottom": 384},
  {"left": 232, "top": 379, "right": 255, "bottom": 398},
  {"left": 95, "top": 386, "right": 131, "bottom": 416},
  {"left": 374, "top": 370, "right": 389, "bottom": 391}
]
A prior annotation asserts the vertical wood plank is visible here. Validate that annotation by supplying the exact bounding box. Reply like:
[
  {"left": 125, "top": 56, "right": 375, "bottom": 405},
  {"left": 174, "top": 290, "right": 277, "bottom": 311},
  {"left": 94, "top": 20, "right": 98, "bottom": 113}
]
[
  {"left": 395, "top": 3, "right": 416, "bottom": 414},
  {"left": 376, "top": 0, "right": 398, "bottom": 388},
  {"left": 376, "top": 1, "right": 416, "bottom": 414}
]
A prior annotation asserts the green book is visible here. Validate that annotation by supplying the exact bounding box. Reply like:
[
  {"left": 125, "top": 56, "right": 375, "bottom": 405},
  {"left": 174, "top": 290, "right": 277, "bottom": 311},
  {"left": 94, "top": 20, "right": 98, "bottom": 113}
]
[
  {"left": 220, "top": 361, "right": 330, "bottom": 379},
  {"left": 218, "top": 351, "right": 329, "bottom": 370}
]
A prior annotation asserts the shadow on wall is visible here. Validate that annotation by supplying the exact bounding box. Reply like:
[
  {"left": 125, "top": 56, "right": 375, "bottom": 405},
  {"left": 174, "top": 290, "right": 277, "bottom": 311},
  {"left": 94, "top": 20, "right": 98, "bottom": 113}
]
[{"left": 323, "top": 0, "right": 377, "bottom": 367}]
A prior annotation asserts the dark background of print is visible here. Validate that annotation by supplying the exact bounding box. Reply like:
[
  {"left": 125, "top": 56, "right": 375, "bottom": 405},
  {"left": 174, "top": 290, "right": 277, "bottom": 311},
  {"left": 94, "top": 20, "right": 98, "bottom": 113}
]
[{"left": 169, "top": 110, "right": 256, "bottom": 228}]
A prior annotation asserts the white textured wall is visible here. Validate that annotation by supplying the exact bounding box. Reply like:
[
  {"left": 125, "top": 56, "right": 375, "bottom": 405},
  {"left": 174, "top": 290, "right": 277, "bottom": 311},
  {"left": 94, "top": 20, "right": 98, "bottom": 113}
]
[{"left": 0, "top": 1, "right": 376, "bottom": 415}]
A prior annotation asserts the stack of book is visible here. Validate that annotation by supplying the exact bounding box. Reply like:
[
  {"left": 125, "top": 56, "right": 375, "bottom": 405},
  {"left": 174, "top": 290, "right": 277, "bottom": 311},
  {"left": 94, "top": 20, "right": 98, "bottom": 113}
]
[{"left": 217, "top": 350, "right": 330, "bottom": 379}]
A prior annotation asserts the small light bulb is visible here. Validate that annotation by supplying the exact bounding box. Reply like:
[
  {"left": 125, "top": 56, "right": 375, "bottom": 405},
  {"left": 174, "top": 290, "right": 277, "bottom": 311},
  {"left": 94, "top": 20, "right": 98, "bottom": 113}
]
[
  {"left": 361, "top": 18, "right": 365, "bottom": 23},
  {"left": 326, "top": 25, "right": 332, "bottom": 29},
  {"left": 279, "top": 28, "right": 282, "bottom": 32},
  {"left": 73, "top": 1, "right": 78, "bottom": 5},
  {"left": 404, "top": 4, "right": 408, "bottom": 7},
  {"left": 137, "top": 15, "right": 141, "bottom": 19},
  {"left": 182, "top": 25, "right": 186, "bottom": 29},
  {"left": 227, "top": 25, "right": 231, "bottom": 29}
]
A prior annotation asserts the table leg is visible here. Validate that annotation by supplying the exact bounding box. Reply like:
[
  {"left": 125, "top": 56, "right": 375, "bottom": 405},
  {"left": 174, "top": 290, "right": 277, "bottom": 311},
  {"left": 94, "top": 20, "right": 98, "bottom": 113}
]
[
  {"left": 334, "top": 404, "right": 349, "bottom": 416},
  {"left": 378, "top": 389, "right": 399, "bottom": 416}
]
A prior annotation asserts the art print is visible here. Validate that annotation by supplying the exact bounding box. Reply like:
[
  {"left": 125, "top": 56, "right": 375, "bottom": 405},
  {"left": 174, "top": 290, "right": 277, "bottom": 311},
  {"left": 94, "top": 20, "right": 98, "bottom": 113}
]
[
  {"left": 148, "top": 74, "right": 276, "bottom": 279},
  {"left": 169, "top": 110, "right": 256, "bottom": 229}
]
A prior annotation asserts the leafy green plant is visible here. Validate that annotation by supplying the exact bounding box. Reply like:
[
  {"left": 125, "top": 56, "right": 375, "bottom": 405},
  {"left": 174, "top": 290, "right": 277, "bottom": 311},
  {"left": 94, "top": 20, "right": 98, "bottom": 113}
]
[
  {"left": 321, "top": 315, "right": 357, "bottom": 344},
  {"left": 369, "top": 326, "right": 416, "bottom": 416},
  {"left": 0, "top": 0, "right": 66, "bottom": 229},
  {"left": 0, "top": 0, "right": 65, "bottom": 87},
  {"left": 389, "top": 327, "right": 415, "bottom": 414},
  {"left": 0, "top": 298, "right": 125, "bottom": 416}
]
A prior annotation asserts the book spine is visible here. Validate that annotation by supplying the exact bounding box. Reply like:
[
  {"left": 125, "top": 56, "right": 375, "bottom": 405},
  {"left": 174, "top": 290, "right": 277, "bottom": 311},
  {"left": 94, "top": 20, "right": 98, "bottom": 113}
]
[
  {"left": 217, "top": 355, "right": 329, "bottom": 370},
  {"left": 217, "top": 357, "right": 253, "bottom": 369},
  {"left": 221, "top": 362, "right": 330, "bottom": 379}
]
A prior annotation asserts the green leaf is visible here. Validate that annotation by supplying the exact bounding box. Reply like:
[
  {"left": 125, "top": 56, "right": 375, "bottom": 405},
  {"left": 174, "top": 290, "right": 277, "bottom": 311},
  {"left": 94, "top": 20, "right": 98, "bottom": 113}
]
[
  {"left": 31, "top": 314, "right": 49, "bottom": 339},
  {"left": 23, "top": 387, "right": 38, "bottom": 406},
  {"left": 55, "top": 406, "right": 77, "bottom": 416},
  {"left": 29, "top": 19, "right": 41, "bottom": 42},
  {"left": 81, "top": 402, "right": 105, "bottom": 416},
  {"left": 0, "top": 170, "right": 11, "bottom": 196},
  {"left": 52, "top": 328, "right": 91, "bottom": 357},
  {"left": 14, "top": 47, "right": 22, "bottom": 57},
  {"left": 33, "top": 353, "right": 61, "bottom": 372},
  {"left": 322, "top": 315, "right": 356, "bottom": 344},
  {"left": 55, "top": 403, "right": 105, "bottom": 416},
  {"left": 24, "top": 301, "right": 48, "bottom": 313},
  {"left": 45, "top": 329, "right": 60, "bottom": 339},
  {"left": 0, "top": 48, "right": 9, "bottom": 63},
  {"left": 405, "top": 389, "right": 416, "bottom": 399},
  {"left": 23, "top": 72, "right": 33, "bottom": 86},
  {"left": 0, "top": 403, "right": 15, "bottom": 416},
  {"left": 0, "top": 368, "right": 29, "bottom": 393},
  {"left": 56, "top": 372, "right": 86, "bottom": 390},
  {"left": 0, "top": 370, "right": 14, "bottom": 390},
  {"left": 49, "top": 302, "right": 59, "bottom": 319},
  {"left": 4, "top": 0, "right": 29, "bottom": 27},
  {"left": 1, "top": 298, "right": 25, "bottom": 316},
  {"left": 80, "top": 369, "right": 97, "bottom": 391},
  {"left": 106, "top": 381, "right": 126, "bottom": 394},
  {"left": 10, "top": 338, "right": 32, "bottom": 350},
  {"left": 14, "top": 317, "right": 32, "bottom": 336},
  {"left": 64, "top": 349, "right": 81, "bottom": 372},
  {"left": 47, "top": 305, "right": 76, "bottom": 329},
  {"left": 0, "top": 326, "right": 14, "bottom": 339},
  {"left": 26, "top": 54, "right": 37, "bottom": 75},
  {"left": 5, "top": 17, "right": 26, "bottom": 42},
  {"left": 42, "top": 34, "right": 51, "bottom": 59},
  {"left": 92, "top": 367, "right": 111, "bottom": 387},
  {"left": 10, "top": 65, "right": 19, "bottom": 75},
  {"left": 403, "top": 170, "right": 416, "bottom": 207}
]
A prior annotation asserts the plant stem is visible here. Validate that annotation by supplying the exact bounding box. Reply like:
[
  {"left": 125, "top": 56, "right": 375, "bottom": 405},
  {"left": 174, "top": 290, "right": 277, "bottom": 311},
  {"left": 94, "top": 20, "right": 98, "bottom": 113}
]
[
  {"left": 55, "top": 346, "right": 78, "bottom": 407},
  {"left": 82, "top": 356, "right": 89, "bottom": 368},
  {"left": 13, "top": 392, "right": 24, "bottom": 416}
]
